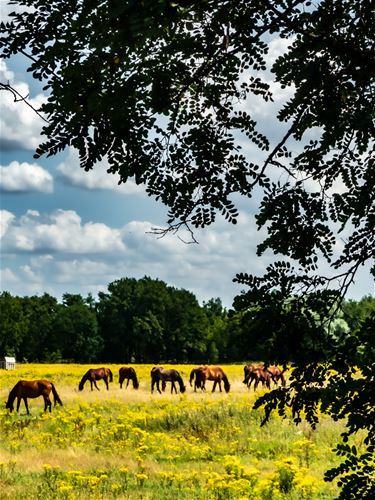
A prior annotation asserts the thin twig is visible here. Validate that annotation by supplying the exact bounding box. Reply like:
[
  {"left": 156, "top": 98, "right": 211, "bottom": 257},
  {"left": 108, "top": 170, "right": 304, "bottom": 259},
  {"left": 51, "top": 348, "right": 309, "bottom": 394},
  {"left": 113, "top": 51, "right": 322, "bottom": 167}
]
[{"left": 0, "top": 82, "right": 49, "bottom": 123}]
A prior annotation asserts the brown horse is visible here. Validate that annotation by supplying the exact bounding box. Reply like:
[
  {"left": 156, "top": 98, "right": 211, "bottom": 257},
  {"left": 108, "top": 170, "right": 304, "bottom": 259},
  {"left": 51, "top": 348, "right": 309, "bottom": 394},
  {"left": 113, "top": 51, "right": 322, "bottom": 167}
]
[
  {"left": 243, "top": 364, "right": 271, "bottom": 390},
  {"left": 151, "top": 367, "right": 186, "bottom": 394},
  {"left": 193, "top": 366, "right": 230, "bottom": 393},
  {"left": 5, "top": 379, "right": 63, "bottom": 414},
  {"left": 119, "top": 367, "right": 139, "bottom": 389},
  {"left": 243, "top": 364, "right": 286, "bottom": 389},
  {"left": 266, "top": 366, "right": 287, "bottom": 387},
  {"left": 78, "top": 367, "right": 113, "bottom": 391},
  {"left": 189, "top": 366, "right": 207, "bottom": 392}
]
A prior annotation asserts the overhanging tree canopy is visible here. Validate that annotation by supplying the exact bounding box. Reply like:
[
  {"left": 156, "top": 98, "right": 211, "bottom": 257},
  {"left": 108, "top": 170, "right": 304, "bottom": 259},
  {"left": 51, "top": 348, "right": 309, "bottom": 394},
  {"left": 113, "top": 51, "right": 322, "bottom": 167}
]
[
  {"left": 1, "top": 1, "right": 374, "bottom": 497},
  {"left": 1, "top": 0, "right": 373, "bottom": 290}
]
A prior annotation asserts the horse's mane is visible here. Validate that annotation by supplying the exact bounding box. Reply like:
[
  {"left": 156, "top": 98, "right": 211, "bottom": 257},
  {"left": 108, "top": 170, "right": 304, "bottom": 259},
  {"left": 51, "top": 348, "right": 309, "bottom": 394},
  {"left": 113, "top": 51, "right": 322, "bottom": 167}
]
[
  {"left": 175, "top": 372, "right": 186, "bottom": 393},
  {"left": 78, "top": 370, "right": 90, "bottom": 391}
]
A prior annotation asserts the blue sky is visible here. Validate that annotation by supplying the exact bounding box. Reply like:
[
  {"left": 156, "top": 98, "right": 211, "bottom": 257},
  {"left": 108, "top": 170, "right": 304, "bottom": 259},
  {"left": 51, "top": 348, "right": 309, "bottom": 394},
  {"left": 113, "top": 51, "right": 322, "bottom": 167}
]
[{"left": 1, "top": 5, "right": 373, "bottom": 308}]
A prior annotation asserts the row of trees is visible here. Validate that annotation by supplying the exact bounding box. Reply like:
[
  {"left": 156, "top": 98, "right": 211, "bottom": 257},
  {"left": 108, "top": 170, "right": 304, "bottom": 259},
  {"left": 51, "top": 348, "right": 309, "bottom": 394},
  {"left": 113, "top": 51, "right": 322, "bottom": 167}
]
[{"left": 1, "top": 276, "right": 373, "bottom": 364}]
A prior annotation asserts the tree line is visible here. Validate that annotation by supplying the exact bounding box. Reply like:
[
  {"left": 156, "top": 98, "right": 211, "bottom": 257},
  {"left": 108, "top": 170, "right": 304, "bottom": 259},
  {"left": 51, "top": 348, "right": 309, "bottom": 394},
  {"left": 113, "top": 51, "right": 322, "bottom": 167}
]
[{"left": 1, "top": 276, "right": 373, "bottom": 364}]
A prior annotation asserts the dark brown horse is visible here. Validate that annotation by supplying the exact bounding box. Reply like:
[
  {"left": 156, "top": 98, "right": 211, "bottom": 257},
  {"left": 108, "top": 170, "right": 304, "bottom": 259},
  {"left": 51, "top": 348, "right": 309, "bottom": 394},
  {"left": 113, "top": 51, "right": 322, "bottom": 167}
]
[
  {"left": 189, "top": 366, "right": 207, "bottom": 392},
  {"left": 78, "top": 367, "right": 113, "bottom": 391},
  {"left": 119, "top": 367, "right": 139, "bottom": 389},
  {"left": 5, "top": 379, "right": 63, "bottom": 414},
  {"left": 192, "top": 366, "right": 230, "bottom": 393},
  {"left": 151, "top": 367, "right": 186, "bottom": 394}
]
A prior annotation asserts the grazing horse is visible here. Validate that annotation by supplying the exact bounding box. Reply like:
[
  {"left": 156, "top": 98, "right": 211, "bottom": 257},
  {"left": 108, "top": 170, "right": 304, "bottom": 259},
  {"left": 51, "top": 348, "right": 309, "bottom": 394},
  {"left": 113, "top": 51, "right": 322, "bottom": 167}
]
[
  {"left": 151, "top": 367, "right": 186, "bottom": 394},
  {"left": 195, "top": 366, "right": 230, "bottom": 393},
  {"left": 5, "top": 379, "right": 63, "bottom": 414},
  {"left": 266, "top": 366, "right": 287, "bottom": 387},
  {"left": 119, "top": 367, "right": 139, "bottom": 389},
  {"left": 243, "top": 364, "right": 286, "bottom": 389},
  {"left": 78, "top": 367, "right": 113, "bottom": 391},
  {"left": 243, "top": 364, "right": 271, "bottom": 390},
  {"left": 189, "top": 367, "right": 207, "bottom": 392}
]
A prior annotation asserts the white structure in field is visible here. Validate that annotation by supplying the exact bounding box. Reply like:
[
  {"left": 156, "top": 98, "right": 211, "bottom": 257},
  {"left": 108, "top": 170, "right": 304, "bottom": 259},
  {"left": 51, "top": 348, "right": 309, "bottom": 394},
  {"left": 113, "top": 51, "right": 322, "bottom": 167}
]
[{"left": 0, "top": 356, "right": 16, "bottom": 370}]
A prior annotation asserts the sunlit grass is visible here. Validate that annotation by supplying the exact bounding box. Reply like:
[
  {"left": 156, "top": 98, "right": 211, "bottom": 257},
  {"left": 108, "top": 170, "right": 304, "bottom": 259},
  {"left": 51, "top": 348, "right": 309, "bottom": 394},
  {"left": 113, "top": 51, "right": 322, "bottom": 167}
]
[{"left": 0, "top": 363, "right": 348, "bottom": 498}]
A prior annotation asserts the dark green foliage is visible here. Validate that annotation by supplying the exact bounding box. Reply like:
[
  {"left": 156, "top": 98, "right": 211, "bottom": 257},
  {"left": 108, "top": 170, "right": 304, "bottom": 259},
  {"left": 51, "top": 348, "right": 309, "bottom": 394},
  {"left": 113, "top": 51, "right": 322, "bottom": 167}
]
[{"left": 97, "top": 276, "right": 211, "bottom": 362}]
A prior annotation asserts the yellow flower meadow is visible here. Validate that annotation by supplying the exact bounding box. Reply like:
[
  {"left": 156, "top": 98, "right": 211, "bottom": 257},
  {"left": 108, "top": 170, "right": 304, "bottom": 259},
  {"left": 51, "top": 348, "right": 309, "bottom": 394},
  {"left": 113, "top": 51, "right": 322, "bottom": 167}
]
[{"left": 0, "top": 363, "right": 353, "bottom": 499}]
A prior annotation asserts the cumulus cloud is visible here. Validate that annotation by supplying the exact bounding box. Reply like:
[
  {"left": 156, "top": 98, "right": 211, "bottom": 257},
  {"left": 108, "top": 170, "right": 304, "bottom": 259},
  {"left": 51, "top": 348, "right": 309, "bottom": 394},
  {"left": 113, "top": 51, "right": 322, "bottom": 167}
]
[
  {"left": 1, "top": 210, "right": 15, "bottom": 237},
  {"left": 0, "top": 60, "right": 46, "bottom": 151},
  {"left": 1, "top": 206, "right": 373, "bottom": 306},
  {"left": 57, "top": 148, "right": 146, "bottom": 196},
  {"left": 0, "top": 207, "right": 269, "bottom": 305},
  {"left": 1, "top": 209, "right": 126, "bottom": 253},
  {"left": 0, "top": 160, "right": 53, "bottom": 192}
]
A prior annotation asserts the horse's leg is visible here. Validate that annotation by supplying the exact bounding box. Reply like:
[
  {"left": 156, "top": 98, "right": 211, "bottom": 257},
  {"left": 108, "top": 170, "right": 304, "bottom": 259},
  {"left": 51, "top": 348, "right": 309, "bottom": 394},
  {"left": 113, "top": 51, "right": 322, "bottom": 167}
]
[
  {"left": 44, "top": 395, "right": 52, "bottom": 412},
  {"left": 157, "top": 380, "right": 162, "bottom": 394},
  {"left": 104, "top": 376, "right": 109, "bottom": 390},
  {"left": 126, "top": 378, "right": 130, "bottom": 389},
  {"left": 23, "top": 398, "right": 30, "bottom": 415},
  {"left": 218, "top": 380, "right": 222, "bottom": 392},
  {"left": 93, "top": 380, "right": 100, "bottom": 391},
  {"left": 16, "top": 397, "right": 21, "bottom": 413},
  {"left": 212, "top": 381, "right": 217, "bottom": 392}
]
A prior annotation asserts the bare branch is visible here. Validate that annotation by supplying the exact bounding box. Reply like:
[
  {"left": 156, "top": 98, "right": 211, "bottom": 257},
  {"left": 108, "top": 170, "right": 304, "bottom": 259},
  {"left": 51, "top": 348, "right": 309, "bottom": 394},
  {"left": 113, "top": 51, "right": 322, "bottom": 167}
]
[
  {"left": 147, "top": 221, "right": 198, "bottom": 244},
  {"left": 0, "top": 82, "right": 49, "bottom": 123}
]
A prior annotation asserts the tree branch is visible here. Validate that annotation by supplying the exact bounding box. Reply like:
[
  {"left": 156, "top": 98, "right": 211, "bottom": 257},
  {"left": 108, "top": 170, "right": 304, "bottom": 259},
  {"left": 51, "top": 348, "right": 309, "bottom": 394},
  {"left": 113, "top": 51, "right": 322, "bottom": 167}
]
[{"left": 0, "top": 82, "right": 49, "bottom": 123}]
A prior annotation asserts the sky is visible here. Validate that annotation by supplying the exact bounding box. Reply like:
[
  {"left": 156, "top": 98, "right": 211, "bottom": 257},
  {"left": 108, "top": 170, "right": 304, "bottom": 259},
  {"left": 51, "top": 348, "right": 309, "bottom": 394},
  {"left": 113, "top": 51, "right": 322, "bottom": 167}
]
[{"left": 0, "top": 5, "right": 373, "bottom": 308}]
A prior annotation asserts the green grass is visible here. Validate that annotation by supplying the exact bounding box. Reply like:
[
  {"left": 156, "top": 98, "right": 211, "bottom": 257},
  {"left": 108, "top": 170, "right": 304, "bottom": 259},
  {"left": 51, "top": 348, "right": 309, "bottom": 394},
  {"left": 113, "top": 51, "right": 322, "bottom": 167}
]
[{"left": 0, "top": 364, "right": 354, "bottom": 498}]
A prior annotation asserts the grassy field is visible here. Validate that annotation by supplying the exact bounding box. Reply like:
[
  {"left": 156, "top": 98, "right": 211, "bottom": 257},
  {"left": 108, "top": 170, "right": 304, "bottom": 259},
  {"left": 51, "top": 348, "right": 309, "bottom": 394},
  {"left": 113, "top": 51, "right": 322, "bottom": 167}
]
[{"left": 0, "top": 363, "right": 351, "bottom": 499}]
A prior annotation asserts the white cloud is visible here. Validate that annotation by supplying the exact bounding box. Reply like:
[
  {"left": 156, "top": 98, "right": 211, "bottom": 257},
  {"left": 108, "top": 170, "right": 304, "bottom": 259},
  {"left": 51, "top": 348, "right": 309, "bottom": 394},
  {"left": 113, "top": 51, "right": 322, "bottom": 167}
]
[
  {"left": 0, "top": 207, "right": 270, "bottom": 305},
  {"left": 0, "top": 160, "right": 53, "bottom": 192},
  {"left": 266, "top": 36, "right": 296, "bottom": 68},
  {"left": 57, "top": 148, "right": 146, "bottom": 196},
  {"left": 1, "top": 209, "right": 126, "bottom": 253},
  {"left": 0, "top": 210, "right": 15, "bottom": 237},
  {"left": 0, "top": 60, "right": 46, "bottom": 151},
  {"left": 1, "top": 206, "right": 373, "bottom": 306}
]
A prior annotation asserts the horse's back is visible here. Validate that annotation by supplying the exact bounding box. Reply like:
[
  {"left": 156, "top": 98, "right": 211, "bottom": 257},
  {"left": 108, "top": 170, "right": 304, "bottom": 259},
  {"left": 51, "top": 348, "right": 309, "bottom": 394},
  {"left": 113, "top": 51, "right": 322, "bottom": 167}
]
[{"left": 13, "top": 379, "right": 51, "bottom": 397}]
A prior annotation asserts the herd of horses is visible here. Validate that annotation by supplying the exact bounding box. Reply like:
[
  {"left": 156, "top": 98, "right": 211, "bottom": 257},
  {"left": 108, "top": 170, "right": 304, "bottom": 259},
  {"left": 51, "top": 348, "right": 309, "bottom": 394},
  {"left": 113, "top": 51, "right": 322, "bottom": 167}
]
[{"left": 4, "top": 364, "right": 286, "bottom": 414}]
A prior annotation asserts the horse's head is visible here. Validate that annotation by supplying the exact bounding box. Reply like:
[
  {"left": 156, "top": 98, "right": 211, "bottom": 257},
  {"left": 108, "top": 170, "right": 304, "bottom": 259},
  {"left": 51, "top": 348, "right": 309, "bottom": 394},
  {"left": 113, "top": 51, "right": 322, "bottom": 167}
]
[
  {"left": 5, "top": 399, "right": 14, "bottom": 412},
  {"left": 180, "top": 385, "right": 186, "bottom": 394}
]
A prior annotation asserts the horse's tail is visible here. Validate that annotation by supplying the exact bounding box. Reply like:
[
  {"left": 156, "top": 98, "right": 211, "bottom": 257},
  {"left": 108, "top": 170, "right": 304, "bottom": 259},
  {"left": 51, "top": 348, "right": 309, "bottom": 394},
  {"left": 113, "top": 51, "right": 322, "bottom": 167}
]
[
  {"left": 223, "top": 375, "right": 230, "bottom": 393},
  {"left": 51, "top": 383, "right": 63, "bottom": 406},
  {"left": 132, "top": 369, "right": 139, "bottom": 389},
  {"left": 108, "top": 368, "right": 113, "bottom": 382},
  {"left": 189, "top": 369, "right": 195, "bottom": 386}
]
